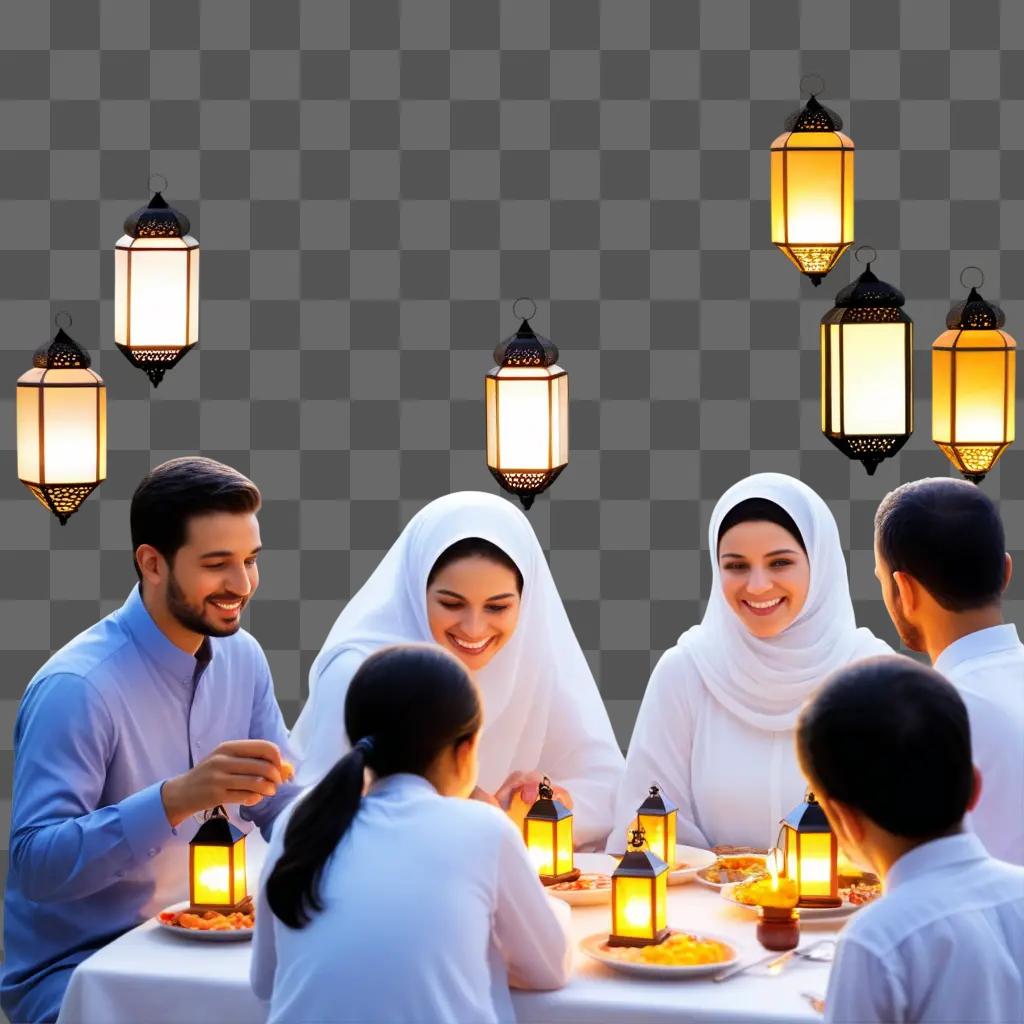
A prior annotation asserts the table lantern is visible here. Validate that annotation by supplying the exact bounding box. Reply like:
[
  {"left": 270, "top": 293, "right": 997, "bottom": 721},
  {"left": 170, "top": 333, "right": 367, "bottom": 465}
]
[
  {"left": 635, "top": 784, "right": 677, "bottom": 868},
  {"left": 523, "top": 776, "right": 579, "bottom": 885},
  {"left": 189, "top": 806, "right": 248, "bottom": 912},
  {"left": 777, "top": 793, "right": 841, "bottom": 909},
  {"left": 932, "top": 267, "right": 1016, "bottom": 483},
  {"left": 770, "top": 75, "right": 854, "bottom": 286},
  {"left": 485, "top": 298, "right": 568, "bottom": 510},
  {"left": 114, "top": 174, "right": 199, "bottom": 387},
  {"left": 16, "top": 314, "right": 106, "bottom": 525},
  {"left": 609, "top": 825, "right": 670, "bottom": 947},
  {"left": 821, "top": 246, "right": 914, "bottom": 475}
]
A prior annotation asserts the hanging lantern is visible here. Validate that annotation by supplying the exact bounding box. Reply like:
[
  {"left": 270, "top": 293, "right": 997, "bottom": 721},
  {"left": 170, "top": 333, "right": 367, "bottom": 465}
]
[
  {"left": 189, "top": 806, "right": 248, "bottom": 912},
  {"left": 16, "top": 313, "right": 106, "bottom": 525},
  {"left": 114, "top": 173, "right": 199, "bottom": 387},
  {"left": 609, "top": 825, "right": 669, "bottom": 947},
  {"left": 821, "top": 246, "right": 914, "bottom": 475},
  {"left": 485, "top": 298, "right": 568, "bottom": 511},
  {"left": 635, "top": 784, "right": 678, "bottom": 869},
  {"left": 777, "top": 792, "right": 841, "bottom": 909},
  {"left": 770, "top": 75, "right": 854, "bottom": 286},
  {"left": 523, "top": 776, "right": 579, "bottom": 885},
  {"left": 933, "top": 267, "right": 1016, "bottom": 483}
]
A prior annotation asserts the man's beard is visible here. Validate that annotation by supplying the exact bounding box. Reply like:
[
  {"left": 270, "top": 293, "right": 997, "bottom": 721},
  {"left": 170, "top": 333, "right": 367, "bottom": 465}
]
[
  {"left": 889, "top": 590, "right": 925, "bottom": 653},
  {"left": 167, "top": 570, "right": 245, "bottom": 638}
]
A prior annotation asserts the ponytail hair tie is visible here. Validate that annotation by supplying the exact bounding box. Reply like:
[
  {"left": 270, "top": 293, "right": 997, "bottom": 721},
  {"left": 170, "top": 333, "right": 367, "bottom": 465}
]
[{"left": 354, "top": 736, "right": 375, "bottom": 756}]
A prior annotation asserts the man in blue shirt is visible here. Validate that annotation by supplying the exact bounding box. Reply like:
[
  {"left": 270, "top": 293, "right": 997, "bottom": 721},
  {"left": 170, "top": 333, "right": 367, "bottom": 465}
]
[{"left": 2, "top": 457, "right": 299, "bottom": 1024}]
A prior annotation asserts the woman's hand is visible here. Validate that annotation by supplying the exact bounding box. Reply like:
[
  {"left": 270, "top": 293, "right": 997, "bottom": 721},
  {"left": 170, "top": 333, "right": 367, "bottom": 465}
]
[
  {"left": 469, "top": 785, "right": 501, "bottom": 807},
  {"left": 494, "top": 770, "right": 573, "bottom": 811}
]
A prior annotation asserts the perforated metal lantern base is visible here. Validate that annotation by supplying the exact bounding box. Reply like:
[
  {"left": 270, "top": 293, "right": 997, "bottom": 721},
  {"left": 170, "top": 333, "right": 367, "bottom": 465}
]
[
  {"left": 935, "top": 442, "right": 1011, "bottom": 485},
  {"left": 22, "top": 481, "right": 101, "bottom": 525},
  {"left": 606, "top": 926, "right": 671, "bottom": 948},
  {"left": 489, "top": 465, "right": 566, "bottom": 511},
  {"left": 115, "top": 342, "right": 196, "bottom": 387},
  {"left": 824, "top": 433, "right": 911, "bottom": 476}
]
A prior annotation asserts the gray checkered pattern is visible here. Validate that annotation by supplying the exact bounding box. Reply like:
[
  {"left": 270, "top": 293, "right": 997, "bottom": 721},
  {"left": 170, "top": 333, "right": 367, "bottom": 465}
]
[{"left": 0, "top": 0, "right": 1023, "bottom": 965}]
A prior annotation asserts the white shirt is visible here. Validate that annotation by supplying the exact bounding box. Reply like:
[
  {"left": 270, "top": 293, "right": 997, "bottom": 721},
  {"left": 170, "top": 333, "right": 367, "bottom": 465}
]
[
  {"left": 250, "top": 773, "right": 572, "bottom": 1024},
  {"left": 608, "top": 645, "right": 809, "bottom": 853},
  {"left": 824, "top": 833, "right": 1024, "bottom": 1024},
  {"left": 934, "top": 624, "right": 1024, "bottom": 865}
]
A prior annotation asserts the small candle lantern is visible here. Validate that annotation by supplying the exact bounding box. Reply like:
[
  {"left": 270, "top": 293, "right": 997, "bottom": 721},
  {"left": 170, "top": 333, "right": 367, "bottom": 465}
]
[
  {"left": 523, "top": 776, "right": 579, "bottom": 885},
  {"left": 770, "top": 75, "right": 854, "bottom": 286},
  {"left": 755, "top": 850, "right": 800, "bottom": 952},
  {"left": 932, "top": 267, "right": 1016, "bottom": 483},
  {"left": 485, "top": 298, "right": 569, "bottom": 511},
  {"left": 16, "top": 314, "right": 106, "bottom": 524},
  {"left": 189, "top": 806, "right": 248, "bottom": 912},
  {"left": 609, "top": 825, "right": 670, "bottom": 947},
  {"left": 820, "top": 246, "right": 914, "bottom": 475},
  {"left": 778, "top": 793, "right": 841, "bottom": 908},
  {"left": 635, "top": 784, "right": 678, "bottom": 868},
  {"left": 114, "top": 174, "right": 199, "bottom": 387}
]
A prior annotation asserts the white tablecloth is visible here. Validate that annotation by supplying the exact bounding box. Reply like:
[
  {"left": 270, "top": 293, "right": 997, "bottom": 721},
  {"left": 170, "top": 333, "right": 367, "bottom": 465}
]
[{"left": 59, "top": 844, "right": 840, "bottom": 1024}]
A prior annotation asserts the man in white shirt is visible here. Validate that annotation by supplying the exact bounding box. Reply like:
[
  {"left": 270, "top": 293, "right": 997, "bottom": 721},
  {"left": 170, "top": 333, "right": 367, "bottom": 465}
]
[
  {"left": 796, "top": 656, "right": 1024, "bottom": 1024},
  {"left": 873, "top": 477, "right": 1023, "bottom": 864}
]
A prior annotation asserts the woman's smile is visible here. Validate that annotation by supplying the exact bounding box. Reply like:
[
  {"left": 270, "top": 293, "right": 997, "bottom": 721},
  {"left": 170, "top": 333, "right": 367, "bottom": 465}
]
[
  {"left": 446, "top": 632, "right": 497, "bottom": 656},
  {"left": 740, "top": 595, "right": 787, "bottom": 616}
]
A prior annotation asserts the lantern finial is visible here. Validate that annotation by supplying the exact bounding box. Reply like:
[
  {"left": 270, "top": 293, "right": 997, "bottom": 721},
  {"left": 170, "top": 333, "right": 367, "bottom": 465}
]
[{"left": 628, "top": 825, "right": 647, "bottom": 850}]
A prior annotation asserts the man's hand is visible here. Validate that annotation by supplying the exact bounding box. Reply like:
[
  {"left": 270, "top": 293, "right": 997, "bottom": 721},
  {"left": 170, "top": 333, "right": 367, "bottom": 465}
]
[
  {"left": 161, "top": 740, "right": 285, "bottom": 828},
  {"left": 493, "top": 770, "right": 573, "bottom": 811},
  {"left": 469, "top": 785, "right": 501, "bottom": 807}
]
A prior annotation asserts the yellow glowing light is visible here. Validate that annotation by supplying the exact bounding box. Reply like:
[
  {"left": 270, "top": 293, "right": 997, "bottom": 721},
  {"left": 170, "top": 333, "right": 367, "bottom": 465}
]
[{"left": 485, "top": 366, "right": 569, "bottom": 473}]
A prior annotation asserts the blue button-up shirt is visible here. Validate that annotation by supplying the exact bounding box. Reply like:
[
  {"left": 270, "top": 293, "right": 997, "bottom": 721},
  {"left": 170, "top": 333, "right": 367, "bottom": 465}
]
[{"left": 2, "top": 586, "right": 296, "bottom": 1024}]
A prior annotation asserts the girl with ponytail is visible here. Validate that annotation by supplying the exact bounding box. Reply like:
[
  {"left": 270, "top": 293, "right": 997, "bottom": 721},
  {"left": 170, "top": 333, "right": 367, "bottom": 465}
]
[{"left": 250, "top": 644, "right": 571, "bottom": 1024}]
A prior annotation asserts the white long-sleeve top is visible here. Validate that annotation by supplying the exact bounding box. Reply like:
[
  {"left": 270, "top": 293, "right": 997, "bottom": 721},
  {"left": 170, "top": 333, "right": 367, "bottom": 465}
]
[
  {"left": 934, "top": 623, "right": 1024, "bottom": 866},
  {"left": 608, "top": 645, "right": 811, "bottom": 853},
  {"left": 250, "top": 773, "right": 572, "bottom": 1024},
  {"left": 824, "top": 833, "right": 1024, "bottom": 1024}
]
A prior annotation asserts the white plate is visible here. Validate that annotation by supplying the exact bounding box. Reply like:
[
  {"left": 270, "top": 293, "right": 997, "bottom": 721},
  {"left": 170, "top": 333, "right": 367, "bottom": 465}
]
[
  {"left": 156, "top": 901, "right": 254, "bottom": 942},
  {"left": 694, "top": 855, "right": 769, "bottom": 890},
  {"left": 580, "top": 930, "right": 739, "bottom": 979},
  {"left": 719, "top": 883, "right": 862, "bottom": 921},
  {"left": 548, "top": 872, "right": 613, "bottom": 906},
  {"left": 668, "top": 844, "right": 717, "bottom": 886}
]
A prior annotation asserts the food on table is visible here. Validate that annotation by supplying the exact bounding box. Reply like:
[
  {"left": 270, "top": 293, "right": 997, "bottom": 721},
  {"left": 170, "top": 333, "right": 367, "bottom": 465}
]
[
  {"left": 697, "top": 855, "right": 769, "bottom": 885},
  {"left": 601, "top": 931, "right": 734, "bottom": 966},
  {"left": 551, "top": 872, "right": 611, "bottom": 892},
  {"left": 712, "top": 845, "right": 769, "bottom": 856},
  {"left": 159, "top": 900, "right": 254, "bottom": 932},
  {"left": 731, "top": 876, "right": 799, "bottom": 907},
  {"left": 840, "top": 877, "right": 882, "bottom": 905}
]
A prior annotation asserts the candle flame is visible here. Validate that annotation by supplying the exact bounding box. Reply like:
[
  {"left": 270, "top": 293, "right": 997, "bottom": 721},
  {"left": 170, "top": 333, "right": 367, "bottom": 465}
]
[{"left": 769, "top": 848, "right": 781, "bottom": 891}]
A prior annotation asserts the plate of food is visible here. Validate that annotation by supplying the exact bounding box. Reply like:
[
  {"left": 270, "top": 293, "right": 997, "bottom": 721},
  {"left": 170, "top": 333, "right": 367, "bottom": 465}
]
[
  {"left": 549, "top": 872, "right": 612, "bottom": 906},
  {"left": 694, "top": 854, "right": 769, "bottom": 889},
  {"left": 720, "top": 872, "right": 882, "bottom": 921},
  {"left": 667, "top": 845, "right": 717, "bottom": 886},
  {"left": 156, "top": 900, "right": 254, "bottom": 941},
  {"left": 580, "top": 929, "right": 738, "bottom": 979}
]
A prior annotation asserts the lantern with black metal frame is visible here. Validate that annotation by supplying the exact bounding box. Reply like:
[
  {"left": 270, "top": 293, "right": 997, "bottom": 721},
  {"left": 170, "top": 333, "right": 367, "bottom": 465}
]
[
  {"left": 188, "top": 805, "right": 249, "bottom": 913},
  {"left": 777, "top": 792, "right": 841, "bottom": 909},
  {"left": 634, "top": 784, "right": 678, "bottom": 870},
  {"left": 820, "top": 246, "right": 914, "bottom": 475},
  {"left": 608, "top": 825, "right": 670, "bottom": 948},
  {"left": 522, "top": 775, "right": 579, "bottom": 886}
]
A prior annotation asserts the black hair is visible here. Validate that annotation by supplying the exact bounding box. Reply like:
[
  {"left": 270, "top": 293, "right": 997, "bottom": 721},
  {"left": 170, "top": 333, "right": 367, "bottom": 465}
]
[
  {"left": 797, "top": 655, "right": 973, "bottom": 840},
  {"left": 265, "top": 644, "right": 482, "bottom": 929},
  {"left": 717, "top": 498, "right": 806, "bottom": 555},
  {"left": 427, "top": 537, "right": 524, "bottom": 593},
  {"left": 129, "top": 457, "right": 261, "bottom": 581},
  {"left": 874, "top": 478, "right": 1006, "bottom": 612}
]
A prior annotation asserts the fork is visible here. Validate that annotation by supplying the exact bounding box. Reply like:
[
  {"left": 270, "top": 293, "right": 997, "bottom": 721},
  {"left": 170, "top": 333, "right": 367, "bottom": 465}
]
[{"left": 712, "top": 939, "right": 834, "bottom": 983}]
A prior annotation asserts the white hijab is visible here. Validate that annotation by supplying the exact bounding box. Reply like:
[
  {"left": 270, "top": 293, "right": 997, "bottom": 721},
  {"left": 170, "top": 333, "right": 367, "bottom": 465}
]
[
  {"left": 300, "top": 491, "right": 623, "bottom": 813},
  {"left": 677, "top": 473, "right": 890, "bottom": 732}
]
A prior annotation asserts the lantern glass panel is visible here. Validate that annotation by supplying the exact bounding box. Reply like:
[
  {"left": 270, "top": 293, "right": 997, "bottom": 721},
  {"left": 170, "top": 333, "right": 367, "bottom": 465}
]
[
  {"left": 637, "top": 812, "right": 675, "bottom": 865},
  {"left": 784, "top": 826, "right": 799, "bottom": 877},
  {"left": 654, "top": 871, "right": 667, "bottom": 933},
  {"left": 485, "top": 375, "right": 498, "bottom": 465},
  {"left": 554, "top": 816, "right": 574, "bottom": 877},
  {"left": 524, "top": 818, "right": 556, "bottom": 876},
  {"left": 827, "top": 323, "right": 910, "bottom": 435},
  {"left": 552, "top": 371, "right": 569, "bottom": 465},
  {"left": 771, "top": 132, "right": 854, "bottom": 248},
  {"left": 192, "top": 844, "right": 232, "bottom": 907},
  {"left": 933, "top": 347, "right": 953, "bottom": 440},
  {"left": 232, "top": 836, "right": 246, "bottom": 900},
  {"left": 115, "top": 235, "right": 199, "bottom": 350},
  {"left": 16, "top": 382, "right": 40, "bottom": 482},
  {"left": 490, "top": 368, "right": 560, "bottom": 471},
  {"left": 614, "top": 876, "right": 656, "bottom": 940},
  {"left": 796, "top": 831, "right": 833, "bottom": 898}
]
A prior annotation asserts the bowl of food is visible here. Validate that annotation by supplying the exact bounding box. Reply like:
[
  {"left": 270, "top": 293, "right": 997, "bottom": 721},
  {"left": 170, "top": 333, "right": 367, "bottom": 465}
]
[{"left": 581, "top": 930, "right": 738, "bottom": 978}]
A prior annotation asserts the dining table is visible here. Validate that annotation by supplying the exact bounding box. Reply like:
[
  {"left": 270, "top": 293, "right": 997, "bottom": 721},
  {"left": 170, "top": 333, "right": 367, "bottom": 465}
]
[{"left": 57, "top": 839, "right": 843, "bottom": 1024}]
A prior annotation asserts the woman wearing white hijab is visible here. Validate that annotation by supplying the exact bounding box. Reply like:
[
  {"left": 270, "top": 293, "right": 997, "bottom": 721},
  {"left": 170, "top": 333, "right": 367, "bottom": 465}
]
[
  {"left": 610, "top": 473, "right": 891, "bottom": 854},
  {"left": 292, "top": 491, "right": 624, "bottom": 848}
]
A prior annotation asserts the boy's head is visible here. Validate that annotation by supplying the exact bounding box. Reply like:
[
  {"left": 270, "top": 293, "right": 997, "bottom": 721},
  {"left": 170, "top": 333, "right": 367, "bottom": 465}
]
[
  {"left": 797, "top": 655, "right": 979, "bottom": 867},
  {"left": 130, "top": 457, "right": 262, "bottom": 638},
  {"left": 873, "top": 478, "right": 1011, "bottom": 652}
]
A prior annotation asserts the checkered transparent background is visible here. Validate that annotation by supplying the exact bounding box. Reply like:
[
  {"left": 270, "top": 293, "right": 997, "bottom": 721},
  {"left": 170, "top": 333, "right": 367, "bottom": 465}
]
[{"left": 0, "top": 0, "right": 1022, "bottom": 949}]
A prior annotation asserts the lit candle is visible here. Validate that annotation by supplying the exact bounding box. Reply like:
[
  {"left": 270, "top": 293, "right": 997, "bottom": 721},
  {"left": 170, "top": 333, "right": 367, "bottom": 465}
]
[{"left": 755, "top": 850, "right": 800, "bottom": 951}]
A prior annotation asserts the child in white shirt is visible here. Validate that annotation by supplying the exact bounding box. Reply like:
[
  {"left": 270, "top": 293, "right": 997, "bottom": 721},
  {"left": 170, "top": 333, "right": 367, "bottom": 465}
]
[
  {"left": 796, "top": 655, "right": 1024, "bottom": 1024},
  {"left": 250, "top": 643, "right": 572, "bottom": 1024}
]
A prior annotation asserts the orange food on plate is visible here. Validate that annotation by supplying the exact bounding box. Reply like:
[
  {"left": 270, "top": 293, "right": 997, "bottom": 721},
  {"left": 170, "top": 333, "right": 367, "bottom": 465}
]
[
  {"left": 698, "top": 855, "right": 769, "bottom": 885},
  {"left": 551, "top": 873, "right": 611, "bottom": 892},
  {"left": 160, "top": 905, "right": 254, "bottom": 931},
  {"left": 731, "top": 876, "right": 799, "bottom": 907},
  {"left": 603, "top": 931, "right": 734, "bottom": 966}
]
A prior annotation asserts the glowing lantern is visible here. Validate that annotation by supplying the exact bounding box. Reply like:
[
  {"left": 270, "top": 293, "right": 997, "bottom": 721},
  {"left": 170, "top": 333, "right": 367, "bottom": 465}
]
[
  {"left": 609, "top": 825, "right": 669, "bottom": 947},
  {"left": 189, "top": 806, "right": 248, "bottom": 912},
  {"left": 778, "top": 793, "right": 841, "bottom": 909},
  {"left": 485, "top": 298, "right": 568, "bottom": 510},
  {"left": 114, "top": 174, "right": 199, "bottom": 387},
  {"left": 635, "top": 784, "right": 678, "bottom": 868},
  {"left": 16, "top": 314, "right": 106, "bottom": 524},
  {"left": 523, "top": 776, "right": 579, "bottom": 885},
  {"left": 770, "top": 76, "right": 854, "bottom": 286},
  {"left": 821, "top": 246, "right": 914, "bottom": 474},
  {"left": 933, "top": 267, "right": 1016, "bottom": 483}
]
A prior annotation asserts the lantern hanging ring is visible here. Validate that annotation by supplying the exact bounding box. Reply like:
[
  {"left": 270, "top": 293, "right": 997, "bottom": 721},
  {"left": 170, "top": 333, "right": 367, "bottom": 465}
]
[
  {"left": 800, "top": 73, "right": 825, "bottom": 97},
  {"left": 854, "top": 245, "right": 876, "bottom": 266},
  {"left": 148, "top": 171, "right": 169, "bottom": 193},
  {"left": 54, "top": 310, "right": 73, "bottom": 330},
  {"left": 960, "top": 266, "right": 984, "bottom": 290},
  {"left": 512, "top": 296, "right": 537, "bottom": 321}
]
